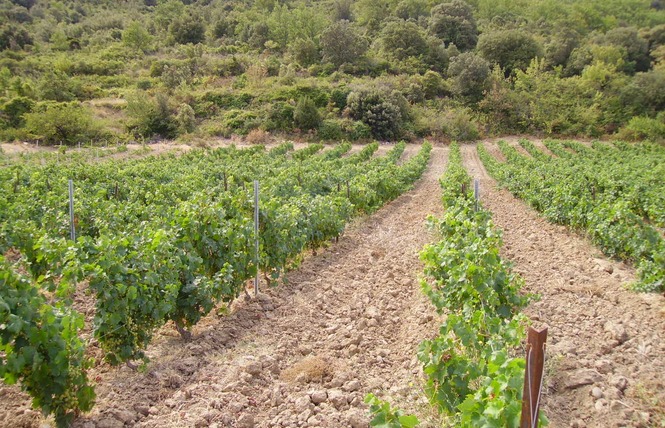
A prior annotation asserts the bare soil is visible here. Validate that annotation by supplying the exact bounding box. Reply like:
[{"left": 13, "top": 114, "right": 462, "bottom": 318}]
[{"left": 463, "top": 142, "right": 665, "bottom": 428}]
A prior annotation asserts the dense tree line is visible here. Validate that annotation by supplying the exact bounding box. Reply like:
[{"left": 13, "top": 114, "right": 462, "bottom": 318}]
[{"left": 0, "top": 0, "right": 664, "bottom": 144}]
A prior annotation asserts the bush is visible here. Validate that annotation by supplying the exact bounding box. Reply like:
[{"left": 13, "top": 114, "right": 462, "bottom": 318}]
[
  {"left": 290, "top": 38, "right": 320, "bottom": 67},
  {"left": 169, "top": 15, "right": 206, "bottom": 45},
  {"left": 318, "top": 119, "right": 344, "bottom": 140},
  {"left": 175, "top": 103, "right": 195, "bottom": 134},
  {"left": 221, "top": 109, "right": 259, "bottom": 135},
  {"left": 617, "top": 116, "right": 665, "bottom": 142},
  {"left": 346, "top": 86, "right": 410, "bottom": 140},
  {"left": 293, "top": 96, "right": 322, "bottom": 131},
  {"left": 442, "top": 108, "right": 480, "bottom": 141},
  {"left": 265, "top": 101, "right": 294, "bottom": 132},
  {"left": 246, "top": 128, "right": 271, "bottom": 144},
  {"left": 1, "top": 96, "right": 33, "bottom": 127},
  {"left": 125, "top": 92, "right": 178, "bottom": 139},
  {"left": 24, "top": 102, "right": 100, "bottom": 145}
]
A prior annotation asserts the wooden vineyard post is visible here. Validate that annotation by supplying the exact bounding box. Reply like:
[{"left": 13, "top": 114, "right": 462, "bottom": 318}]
[
  {"left": 520, "top": 325, "right": 548, "bottom": 428},
  {"left": 254, "top": 180, "right": 260, "bottom": 297},
  {"left": 68, "top": 179, "right": 76, "bottom": 241},
  {"left": 474, "top": 179, "right": 479, "bottom": 211}
]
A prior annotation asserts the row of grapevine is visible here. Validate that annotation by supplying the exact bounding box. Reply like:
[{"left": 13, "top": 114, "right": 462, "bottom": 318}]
[
  {"left": 1, "top": 142, "right": 432, "bottom": 426},
  {"left": 479, "top": 140, "right": 664, "bottom": 292},
  {"left": 418, "top": 143, "right": 543, "bottom": 426}
]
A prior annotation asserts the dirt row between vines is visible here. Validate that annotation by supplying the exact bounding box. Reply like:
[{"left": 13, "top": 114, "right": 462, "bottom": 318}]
[
  {"left": 0, "top": 144, "right": 449, "bottom": 428},
  {"left": 463, "top": 142, "right": 665, "bottom": 428}
]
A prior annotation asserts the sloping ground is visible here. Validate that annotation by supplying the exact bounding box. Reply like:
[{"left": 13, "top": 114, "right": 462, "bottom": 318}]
[
  {"left": 0, "top": 143, "right": 447, "bottom": 428},
  {"left": 463, "top": 142, "right": 665, "bottom": 428}
]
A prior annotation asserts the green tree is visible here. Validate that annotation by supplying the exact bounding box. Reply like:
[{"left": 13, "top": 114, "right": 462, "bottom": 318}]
[
  {"left": 429, "top": 0, "right": 478, "bottom": 51},
  {"left": 122, "top": 21, "right": 153, "bottom": 53},
  {"left": 380, "top": 20, "right": 429, "bottom": 61},
  {"left": 346, "top": 86, "right": 409, "bottom": 140},
  {"left": 289, "top": 38, "right": 320, "bottom": 67},
  {"left": 320, "top": 20, "right": 368, "bottom": 67},
  {"left": 293, "top": 96, "right": 322, "bottom": 130},
  {"left": 603, "top": 27, "right": 651, "bottom": 73},
  {"left": 477, "top": 29, "right": 543, "bottom": 76},
  {"left": 448, "top": 52, "right": 491, "bottom": 102},
  {"left": 24, "top": 102, "right": 99, "bottom": 145},
  {"left": 0, "top": 24, "right": 33, "bottom": 51},
  {"left": 169, "top": 15, "right": 206, "bottom": 45},
  {"left": 1, "top": 96, "right": 34, "bottom": 128}
]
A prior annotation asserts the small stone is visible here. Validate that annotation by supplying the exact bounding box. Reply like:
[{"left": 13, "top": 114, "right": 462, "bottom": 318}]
[
  {"left": 348, "top": 410, "right": 367, "bottom": 428},
  {"left": 148, "top": 406, "right": 159, "bottom": 415},
  {"left": 344, "top": 380, "right": 361, "bottom": 392},
  {"left": 594, "top": 359, "right": 613, "bottom": 374},
  {"left": 610, "top": 375, "right": 629, "bottom": 392},
  {"left": 565, "top": 369, "right": 603, "bottom": 389},
  {"left": 236, "top": 413, "right": 255, "bottom": 428},
  {"left": 603, "top": 321, "right": 628, "bottom": 344},
  {"left": 594, "top": 398, "right": 608, "bottom": 411},
  {"left": 164, "top": 399, "right": 177, "bottom": 408},
  {"left": 113, "top": 409, "right": 137, "bottom": 424},
  {"left": 609, "top": 400, "right": 625, "bottom": 412},
  {"left": 328, "top": 389, "right": 348, "bottom": 410},
  {"left": 591, "top": 387, "right": 604, "bottom": 399},
  {"left": 244, "top": 361, "right": 262, "bottom": 376},
  {"left": 295, "top": 396, "right": 312, "bottom": 412},
  {"left": 310, "top": 390, "right": 327, "bottom": 405},
  {"left": 570, "top": 419, "right": 586, "bottom": 428},
  {"left": 134, "top": 405, "right": 150, "bottom": 416},
  {"left": 96, "top": 418, "right": 124, "bottom": 428}
]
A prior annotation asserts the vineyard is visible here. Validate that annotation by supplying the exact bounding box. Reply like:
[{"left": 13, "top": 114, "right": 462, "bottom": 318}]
[
  {"left": 478, "top": 139, "right": 665, "bottom": 293},
  {"left": 1, "top": 140, "right": 664, "bottom": 428},
  {"left": 0, "top": 141, "right": 431, "bottom": 426}
]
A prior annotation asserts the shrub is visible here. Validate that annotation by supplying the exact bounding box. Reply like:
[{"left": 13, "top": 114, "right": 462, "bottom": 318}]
[
  {"left": 1, "top": 96, "right": 33, "bottom": 127},
  {"left": 24, "top": 102, "right": 100, "bottom": 145},
  {"left": 122, "top": 21, "right": 152, "bottom": 52},
  {"left": 442, "top": 108, "right": 480, "bottom": 141},
  {"left": 617, "top": 116, "right": 665, "bottom": 142},
  {"left": 246, "top": 128, "right": 271, "bottom": 144},
  {"left": 290, "top": 38, "right": 320, "bottom": 67},
  {"left": 293, "top": 96, "right": 322, "bottom": 131},
  {"left": 265, "top": 101, "right": 294, "bottom": 132},
  {"left": 125, "top": 92, "right": 178, "bottom": 139},
  {"left": 221, "top": 109, "right": 259, "bottom": 135},
  {"left": 346, "top": 86, "right": 410, "bottom": 140},
  {"left": 175, "top": 103, "right": 195, "bottom": 134},
  {"left": 318, "top": 119, "right": 344, "bottom": 140},
  {"left": 169, "top": 15, "right": 206, "bottom": 45}
]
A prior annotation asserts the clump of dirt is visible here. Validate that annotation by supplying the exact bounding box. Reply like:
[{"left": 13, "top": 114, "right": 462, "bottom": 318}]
[{"left": 280, "top": 356, "right": 333, "bottom": 384}]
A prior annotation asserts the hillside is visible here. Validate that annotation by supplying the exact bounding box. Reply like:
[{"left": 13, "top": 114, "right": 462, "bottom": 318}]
[{"left": 1, "top": 0, "right": 665, "bottom": 145}]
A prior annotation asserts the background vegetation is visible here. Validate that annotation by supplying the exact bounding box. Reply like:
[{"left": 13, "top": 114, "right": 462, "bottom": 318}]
[{"left": 1, "top": 0, "right": 664, "bottom": 144}]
